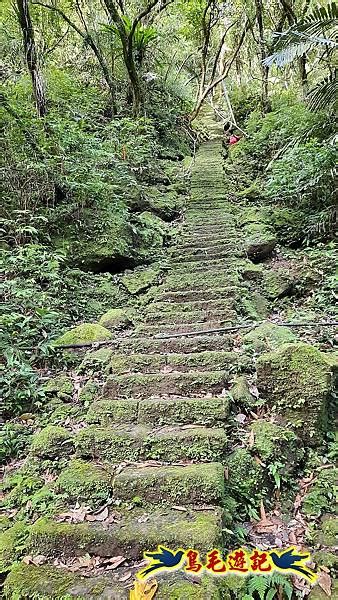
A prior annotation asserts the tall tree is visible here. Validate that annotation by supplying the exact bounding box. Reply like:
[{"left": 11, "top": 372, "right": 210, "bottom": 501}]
[
  {"left": 254, "top": 0, "right": 270, "bottom": 113},
  {"left": 16, "top": 0, "right": 47, "bottom": 117}
]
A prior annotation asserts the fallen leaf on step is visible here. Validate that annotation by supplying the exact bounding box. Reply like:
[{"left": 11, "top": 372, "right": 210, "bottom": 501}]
[
  {"left": 119, "top": 571, "right": 132, "bottom": 582},
  {"left": 130, "top": 578, "right": 158, "bottom": 599},
  {"left": 172, "top": 505, "right": 187, "bottom": 512},
  {"left": 249, "top": 385, "right": 259, "bottom": 398},
  {"left": 318, "top": 570, "right": 332, "bottom": 596},
  {"left": 86, "top": 506, "right": 109, "bottom": 522},
  {"left": 235, "top": 413, "right": 246, "bottom": 424},
  {"left": 105, "top": 556, "right": 126, "bottom": 570}
]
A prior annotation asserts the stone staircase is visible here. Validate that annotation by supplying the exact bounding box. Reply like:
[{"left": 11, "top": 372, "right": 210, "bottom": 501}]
[{"left": 3, "top": 125, "right": 263, "bottom": 598}]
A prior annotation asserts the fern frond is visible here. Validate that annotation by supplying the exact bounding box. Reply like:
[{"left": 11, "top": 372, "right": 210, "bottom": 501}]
[
  {"left": 307, "top": 71, "right": 338, "bottom": 111},
  {"left": 247, "top": 576, "right": 270, "bottom": 600}
]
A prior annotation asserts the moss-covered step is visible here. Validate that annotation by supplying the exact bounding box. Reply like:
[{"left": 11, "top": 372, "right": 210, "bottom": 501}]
[
  {"left": 176, "top": 235, "right": 239, "bottom": 249},
  {"left": 163, "top": 271, "right": 240, "bottom": 291},
  {"left": 26, "top": 509, "right": 223, "bottom": 559},
  {"left": 156, "top": 286, "right": 239, "bottom": 303},
  {"left": 144, "top": 426, "right": 227, "bottom": 461},
  {"left": 108, "top": 333, "right": 235, "bottom": 354},
  {"left": 143, "top": 308, "right": 237, "bottom": 325},
  {"left": 109, "top": 351, "right": 250, "bottom": 375},
  {"left": 168, "top": 258, "right": 241, "bottom": 273},
  {"left": 134, "top": 320, "right": 231, "bottom": 336},
  {"left": 257, "top": 343, "right": 337, "bottom": 444},
  {"left": 54, "top": 459, "right": 114, "bottom": 508},
  {"left": 86, "top": 398, "right": 139, "bottom": 424},
  {"left": 138, "top": 397, "right": 229, "bottom": 426},
  {"left": 86, "top": 396, "right": 229, "bottom": 427},
  {"left": 170, "top": 247, "right": 243, "bottom": 263},
  {"left": 146, "top": 298, "right": 237, "bottom": 315},
  {"left": 3, "top": 564, "right": 223, "bottom": 600},
  {"left": 30, "top": 425, "right": 74, "bottom": 458},
  {"left": 75, "top": 425, "right": 148, "bottom": 462},
  {"left": 114, "top": 462, "right": 225, "bottom": 505},
  {"left": 103, "top": 370, "right": 231, "bottom": 397},
  {"left": 171, "top": 244, "right": 240, "bottom": 261},
  {"left": 75, "top": 425, "right": 227, "bottom": 462},
  {"left": 3, "top": 563, "right": 128, "bottom": 600}
]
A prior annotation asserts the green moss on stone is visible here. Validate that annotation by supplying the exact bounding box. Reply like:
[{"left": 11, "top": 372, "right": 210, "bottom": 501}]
[
  {"left": 138, "top": 397, "right": 229, "bottom": 427},
  {"left": 313, "top": 516, "right": 338, "bottom": 546},
  {"left": 243, "top": 322, "right": 296, "bottom": 352},
  {"left": 98, "top": 308, "right": 131, "bottom": 330},
  {"left": 54, "top": 324, "right": 112, "bottom": 347},
  {"left": 257, "top": 343, "right": 336, "bottom": 444},
  {"left": 262, "top": 268, "right": 296, "bottom": 300},
  {"left": 158, "top": 578, "right": 221, "bottom": 599},
  {"left": 30, "top": 426, "right": 74, "bottom": 459},
  {"left": 86, "top": 399, "right": 139, "bottom": 425},
  {"left": 251, "top": 419, "right": 302, "bottom": 465},
  {"left": 75, "top": 426, "right": 145, "bottom": 462},
  {"left": 229, "top": 376, "right": 256, "bottom": 407},
  {"left": 43, "top": 376, "right": 73, "bottom": 399},
  {"left": 121, "top": 266, "right": 161, "bottom": 295},
  {"left": 0, "top": 522, "right": 28, "bottom": 572},
  {"left": 145, "top": 427, "right": 227, "bottom": 462},
  {"left": 55, "top": 459, "right": 113, "bottom": 507},
  {"left": 307, "top": 579, "right": 338, "bottom": 599},
  {"left": 78, "top": 381, "right": 99, "bottom": 406},
  {"left": 242, "top": 222, "right": 277, "bottom": 261},
  {"left": 225, "top": 448, "right": 266, "bottom": 506},
  {"left": 78, "top": 348, "right": 113, "bottom": 375},
  {"left": 114, "top": 462, "right": 225, "bottom": 505}
]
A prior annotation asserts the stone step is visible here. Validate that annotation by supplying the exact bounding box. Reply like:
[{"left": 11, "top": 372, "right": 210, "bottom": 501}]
[
  {"left": 87, "top": 396, "right": 230, "bottom": 427},
  {"left": 75, "top": 425, "right": 227, "bottom": 462},
  {"left": 168, "top": 258, "right": 241, "bottom": 273},
  {"left": 103, "top": 370, "right": 231, "bottom": 398},
  {"left": 147, "top": 298, "right": 236, "bottom": 313},
  {"left": 143, "top": 308, "right": 236, "bottom": 325},
  {"left": 25, "top": 508, "right": 223, "bottom": 560},
  {"left": 114, "top": 462, "right": 225, "bottom": 505},
  {"left": 109, "top": 350, "right": 249, "bottom": 375},
  {"left": 163, "top": 271, "right": 239, "bottom": 290},
  {"left": 156, "top": 287, "right": 239, "bottom": 303},
  {"left": 134, "top": 320, "right": 230, "bottom": 336},
  {"left": 109, "top": 333, "right": 235, "bottom": 354},
  {"left": 170, "top": 248, "right": 243, "bottom": 262},
  {"left": 4, "top": 564, "right": 222, "bottom": 599},
  {"left": 180, "top": 234, "right": 238, "bottom": 247}
]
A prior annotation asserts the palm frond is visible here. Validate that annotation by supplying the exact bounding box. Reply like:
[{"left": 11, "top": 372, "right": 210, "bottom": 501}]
[
  {"left": 264, "top": 2, "right": 338, "bottom": 67},
  {"left": 307, "top": 70, "right": 338, "bottom": 110},
  {"left": 264, "top": 31, "right": 336, "bottom": 67}
]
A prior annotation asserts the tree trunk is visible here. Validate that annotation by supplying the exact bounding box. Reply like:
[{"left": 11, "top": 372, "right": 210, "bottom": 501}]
[
  {"left": 254, "top": 0, "right": 270, "bottom": 114},
  {"left": 16, "top": 0, "right": 47, "bottom": 117}
]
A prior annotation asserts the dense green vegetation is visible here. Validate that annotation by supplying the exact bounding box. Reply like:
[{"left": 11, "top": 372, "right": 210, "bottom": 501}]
[{"left": 1, "top": 1, "right": 337, "bottom": 598}]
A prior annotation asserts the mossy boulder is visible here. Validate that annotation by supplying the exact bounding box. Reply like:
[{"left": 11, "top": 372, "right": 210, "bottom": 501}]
[
  {"left": 78, "top": 380, "right": 99, "bottom": 405},
  {"left": 257, "top": 343, "right": 337, "bottom": 444},
  {"left": 159, "top": 577, "right": 221, "bottom": 599},
  {"left": 133, "top": 211, "right": 169, "bottom": 261},
  {"left": 55, "top": 459, "right": 113, "bottom": 507},
  {"left": 54, "top": 323, "right": 112, "bottom": 347},
  {"left": 43, "top": 375, "right": 73, "bottom": 400},
  {"left": 241, "top": 291, "right": 270, "bottom": 320},
  {"left": 313, "top": 516, "right": 338, "bottom": 546},
  {"left": 98, "top": 308, "right": 131, "bottom": 331},
  {"left": 261, "top": 267, "right": 297, "bottom": 300},
  {"left": 78, "top": 348, "right": 113, "bottom": 375},
  {"left": 243, "top": 322, "right": 296, "bottom": 353},
  {"left": 250, "top": 420, "right": 303, "bottom": 481},
  {"left": 30, "top": 426, "right": 74, "bottom": 459},
  {"left": 242, "top": 222, "right": 277, "bottom": 261},
  {"left": 142, "top": 186, "right": 182, "bottom": 221},
  {"left": 0, "top": 522, "right": 28, "bottom": 572},
  {"left": 121, "top": 266, "right": 161, "bottom": 295},
  {"left": 229, "top": 375, "right": 256, "bottom": 407},
  {"left": 302, "top": 468, "right": 338, "bottom": 516}
]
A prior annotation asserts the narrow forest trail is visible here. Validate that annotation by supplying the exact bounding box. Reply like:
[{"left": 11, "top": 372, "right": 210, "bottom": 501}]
[{"left": 4, "top": 119, "right": 337, "bottom": 599}]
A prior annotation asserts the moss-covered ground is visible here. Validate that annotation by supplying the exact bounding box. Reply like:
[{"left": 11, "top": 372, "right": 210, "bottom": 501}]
[{"left": 2, "top": 114, "right": 337, "bottom": 599}]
